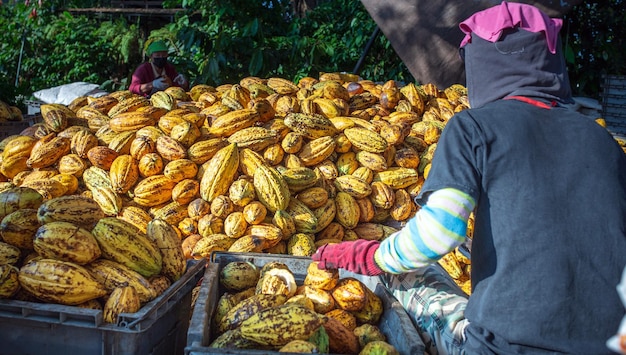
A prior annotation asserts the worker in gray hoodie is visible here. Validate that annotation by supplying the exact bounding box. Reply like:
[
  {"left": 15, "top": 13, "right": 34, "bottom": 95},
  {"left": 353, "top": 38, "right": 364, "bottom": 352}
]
[{"left": 313, "top": 2, "right": 626, "bottom": 354}]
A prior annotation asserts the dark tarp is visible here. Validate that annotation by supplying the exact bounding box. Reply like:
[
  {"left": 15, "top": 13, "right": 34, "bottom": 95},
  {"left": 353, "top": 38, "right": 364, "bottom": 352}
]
[{"left": 360, "top": 0, "right": 582, "bottom": 88}]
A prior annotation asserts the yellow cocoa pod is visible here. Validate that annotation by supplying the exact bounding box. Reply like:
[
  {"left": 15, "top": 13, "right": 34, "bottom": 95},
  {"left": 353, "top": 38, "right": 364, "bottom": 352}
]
[
  {"left": 151, "top": 201, "right": 189, "bottom": 226},
  {"left": 352, "top": 223, "right": 385, "bottom": 241},
  {"left": 163, "top": 158, "right": 198, "bottom": 183},
  {"left": 20, "top": 178, "right": 68, "bottom": 200},
  {"left": 243, "top": 201, "right": 268, "bottom": 225},
  {"left": 199, "top": 143, "right": 239, "bottom": 203},
  {"left": 343, "top": 127, "right": 387, "bottom": 153},
  {"left": 303, "top": 261, "right": 339, "bottom": 291},
  {"left": 209, "top": 109, "right": 261, "bottom": 137},
  {"left": 2, "top": 135, "right": 37, "bottom": 160},
  {"left": 146, "top": 218, "right": 187, "bottom": 282},
  {"left": 296, "top": 186, "right": 329, "bottom": 209},
  {"left": 187, "top": 197, "right": 211, "bottom": 221},
  {"left": 33, "top": 221, "right": 101, "bottom": 264},
  {"left": 228, "top": 235, "right": 265, "bottom": 253},
  {"left": 370, "top": 181, "right": 395, "bottom": 209},
  {"left": 107, "top": 95, "right": 150, "bottom": 118},
  {"left": 150, "top": 90, "right": 175, "bottom": 110},
  {"left": 238, "top": 144, "right": 268, "bottom": 173},
  {"left": 298, "top": 284, "right": 336, "bottom": 314},
  {"left": 133, "top": 174, "right": 176, "bottom": 207},
  {"left": 187, "top": 137, "right": 229, "bottom": 165},
  {"left": 129, "top": 135, "right": 157, "bottom": 160},
  {"left": 283, "top": 113, "right": 337, "bottom": 139},
  {"left": 355, "top": 197, "right": 375, "bottom": 223},
  {"left": 108, "top": 111, "right": 155, "bottom": 132},
  {"left": 227, "top": 126, "right": 279, "bottom": 152},
  {"left": 40, "top": 104, "right": 71, "bottom": 132},
  {"left": 334, "top": 192, "right": 360, "bottom": 229},
  {"left": 37, "top": 194, "right": 105, "bottom": 229},
  {"left": 0, "top": 241, "right": 21, "bottom": 265},
  {"left": 281, "top": 167, "right": 318, "bottom": 193},
  {"left": 90, "top": 185, "right": 122, "bottom": 216},
  {"left": 108, "top": 130, "right": 136, "bottom": 155},
  {"left": 0, "top": 154, "right": 28, "bottom": 179},
  {"left": 272, "top": 209, "right": 296, "bottom": 240},
  {"left": 117, "top": 205, "right": 152, "bottom": 234},
  {"left": 240, "top": 303, "right": 326, "bottom": 347},
  {"left": 158, "top": 113, "right": 186, "bottom": 136},
  {"left": 356, "top": 151, "right": 388, "bottom": 172},
  {"left": 224, "top": 211, "right": 248, "bottom": 238},
  {"left": 390, "top": 188, "right": 415, "bottom": 221},
  {"left": 197, "top": 214, "right": 224, "bottom": 237},
  {"left": 210, "top": 195, "right": 235, "bottom": 219},
  {"left": 103, "top": 286, "right": 142, "bottom": 324},
  {"left": 49, "top": 173, "right": 78, "bottom": 196},
  {"left": 263, "top": 143, "right": 285, "bottom": 166},
  {"left": 156, "top": 135, "right": 187, "bottom": 161},
  {"left": 177, "top": 217, "right": 197, "bottom": 238},
  {"left": 91, "top": 217, "right": 162, "bottom": 278},
  {"left": 248, "top": 223, "right": 283, "bottom": 246},
  {"left": 109, "top": 154, "right": 139, "bottom": 194},
  {"left": 191, "top": 233, "right": 234, "bottom": 259},
  {"left": 27, "top": 135, "right": 71, "bottom": 169},
  {"left": 349, "top": 286, "right": 384, "bottom": 324},
  {"left": 57, "top": 153, "right": 88, "bottom": 178},
  {"left": 18, "top": 259, "right": 107, "bottom": 305},
  {"left": 318, "top": 222, "right": 345, "bottom": 241},
  {"left": 87, "top": 145, "right": 119, "bottom": 171},
  {"left": 70, "top": 129, "right": 99, "bottom": 159},
  {"left": 336, "top": 152, "right": 358, "bottom": 176},
  {"left": 253, "top": 164, "right": 290, "bottom": 213},
  {"left": 331, "top": 277, "right": 368, "bottom": 311},
  {"left": 281, "top": 132, "right": 304, "bottom": 154},
  {"left": 374, "top": 167, "right": 420, "bottom": 189},
  {"left": 267, "top": 77, "right": 299, "bottom": 95},
  {"left": 312, "top": 198, "right": 336, "bottom": 233},
  {"left": 138, "top": 152, "right": 164, "bottom": 177},
  {"left": 172, "top": 178, "right": 200, "bottom": 205},
  {"left": 0, "top": 186, "right": 43, "bottom": 220},
  {"left": 0, "top": 264, "right": 20, "bottom": 298},
  {"left": 170, "top": 120, "right": 201, "bottom": 148},
  {"left": 86, "top": 258, "right": 156, "bottom": 303},
  {"left": 286, "top": 232, "right": 316, "bottom": 257},
  {"left": 325, "top": 308, "right": 357, "bottom": 331},
  {"left": 298, "top": 136, "right": 336, "bottom": 167},
  {"left": 333, "top": 175, "right": 372, "bottom": 199}
]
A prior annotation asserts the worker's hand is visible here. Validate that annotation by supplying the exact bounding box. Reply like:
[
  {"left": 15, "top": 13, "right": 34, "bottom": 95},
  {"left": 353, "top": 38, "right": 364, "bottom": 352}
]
[
  {"left": 173, "top": 74, "right": 187, "bottom": 86},
  {"left": 312, "top": 239, "right": 384, "bottom": 276},
  {"left": 152, "top": 77, "right": 170, "bottom": 91}
]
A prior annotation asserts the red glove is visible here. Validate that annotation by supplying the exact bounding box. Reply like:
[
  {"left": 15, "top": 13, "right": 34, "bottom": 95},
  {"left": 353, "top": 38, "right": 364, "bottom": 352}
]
[{"left": 312, "top": 240, "right": 384, "bottom": 276}]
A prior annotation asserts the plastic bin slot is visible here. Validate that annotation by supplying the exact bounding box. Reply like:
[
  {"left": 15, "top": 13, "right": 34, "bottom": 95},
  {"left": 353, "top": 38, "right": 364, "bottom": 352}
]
[{"left": 0, "top": 300, "right": 102, "bottom": 326}]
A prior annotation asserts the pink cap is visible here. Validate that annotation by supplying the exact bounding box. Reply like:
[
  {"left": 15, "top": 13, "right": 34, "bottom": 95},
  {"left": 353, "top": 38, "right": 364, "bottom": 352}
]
[{"left": 459, "top": 1, "right": 563, "bottom": 54}]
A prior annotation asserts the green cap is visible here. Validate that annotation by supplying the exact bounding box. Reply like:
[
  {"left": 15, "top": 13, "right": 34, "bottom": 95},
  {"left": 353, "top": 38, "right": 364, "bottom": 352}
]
[{"left": 146, "top": 40, "right": 168, "bottom": 56}]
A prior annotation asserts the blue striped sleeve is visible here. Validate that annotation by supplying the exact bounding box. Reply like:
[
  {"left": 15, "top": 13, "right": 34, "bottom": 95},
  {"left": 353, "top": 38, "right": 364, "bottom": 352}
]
[{"left": 374, "top": 188, "right": 476, "bottom": 274}]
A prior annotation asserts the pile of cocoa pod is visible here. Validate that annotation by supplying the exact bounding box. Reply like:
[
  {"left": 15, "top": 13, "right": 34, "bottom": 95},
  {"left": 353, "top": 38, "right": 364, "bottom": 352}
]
[
  {"left": 0, "top": 187, "right": 186, "bottom": 321},
  {"left": 0, "top": 73, "right": 476, "bottom": 296},
  {"left": 210, "top": 259, "right": 399, "bottom": 354}
]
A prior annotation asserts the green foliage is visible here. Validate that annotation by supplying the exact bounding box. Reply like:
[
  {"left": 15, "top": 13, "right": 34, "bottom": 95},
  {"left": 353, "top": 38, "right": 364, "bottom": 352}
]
[
  {"left": 162, "top": 0, "right": 411, "bottom": 87},
  {"left": 563, "top": 0, "right": 626, "bottom": 97},
  {"left": 1, "top": 0, "right": 623, "bottom": 105},
  {"left": 0, "top": 1, "right": 141, "bottom": 104}
]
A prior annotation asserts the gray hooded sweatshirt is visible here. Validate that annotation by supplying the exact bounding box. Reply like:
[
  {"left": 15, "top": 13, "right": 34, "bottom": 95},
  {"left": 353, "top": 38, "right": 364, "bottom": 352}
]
[{"left": 418, "top": 28, "right": 626, "bottom": 354}]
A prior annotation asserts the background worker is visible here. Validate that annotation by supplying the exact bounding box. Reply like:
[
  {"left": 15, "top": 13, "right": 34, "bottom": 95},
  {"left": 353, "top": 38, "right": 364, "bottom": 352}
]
[
  {"left": 129, "top": 39, "right": 189, "bottom": 97},
  {"left": 312, "top": 2, "right": 626, "bottom": 354}
]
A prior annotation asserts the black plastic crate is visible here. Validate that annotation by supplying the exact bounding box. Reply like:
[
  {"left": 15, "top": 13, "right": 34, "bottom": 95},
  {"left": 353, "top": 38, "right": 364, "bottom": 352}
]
[
  {"left": 185, "top": 252, "right": 425, "bottom": 355},
  {"left": 0, "top": 260, "right": 206, "bottom": 355}
]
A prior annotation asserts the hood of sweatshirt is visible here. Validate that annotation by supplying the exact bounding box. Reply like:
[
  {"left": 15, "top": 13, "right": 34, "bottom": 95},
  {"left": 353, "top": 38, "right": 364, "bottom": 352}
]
[{"left": 460, "top": 2, "right": 573, "bottom": 108}]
